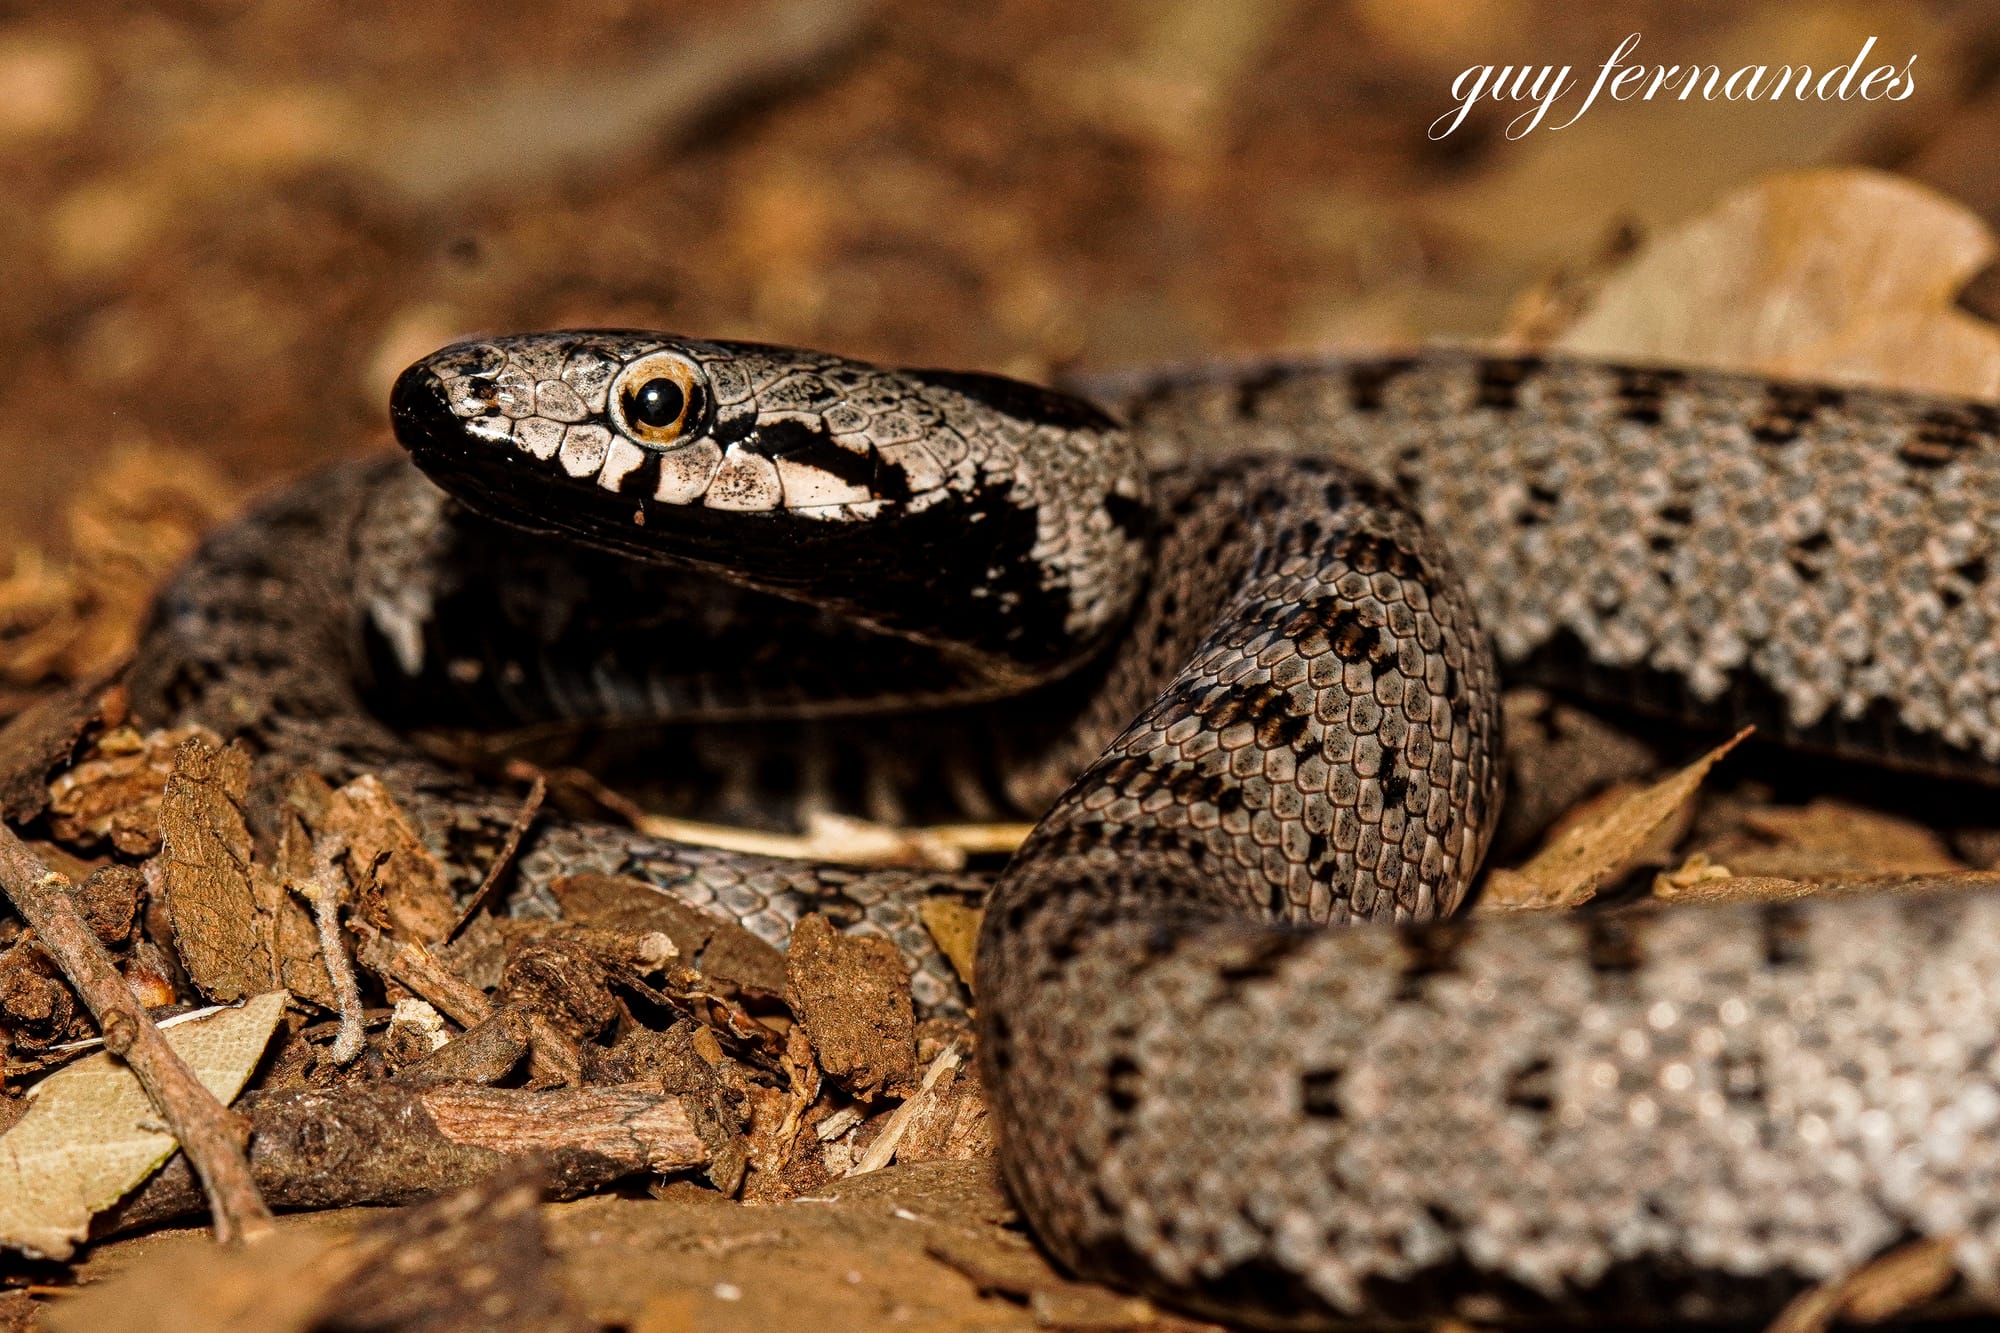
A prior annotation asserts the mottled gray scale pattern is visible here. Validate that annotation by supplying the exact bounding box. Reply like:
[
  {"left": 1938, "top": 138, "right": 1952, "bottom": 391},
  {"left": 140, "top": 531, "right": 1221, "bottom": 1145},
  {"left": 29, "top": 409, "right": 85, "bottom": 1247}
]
[
  {"left": 130, "top": 338, "right": 2000, "bottom": 1328},
  {"left": 987, "top": 894, "right": 2000, "bottom": 1327},
  {"left": 1120, "top": 354, "right": 2000, "bottom": 769}
]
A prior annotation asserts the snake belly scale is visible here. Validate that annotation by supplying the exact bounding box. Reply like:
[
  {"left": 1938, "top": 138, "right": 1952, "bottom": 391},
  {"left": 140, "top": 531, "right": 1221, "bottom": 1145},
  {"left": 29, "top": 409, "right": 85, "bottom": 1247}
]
[{"left": 123, "top": 333, "right": 2000, "bottom": 1328}]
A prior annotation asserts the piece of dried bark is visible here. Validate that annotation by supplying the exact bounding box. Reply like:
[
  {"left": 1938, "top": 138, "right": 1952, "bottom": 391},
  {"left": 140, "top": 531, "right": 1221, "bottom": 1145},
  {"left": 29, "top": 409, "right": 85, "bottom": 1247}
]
[
  {"left": 497, "top": 934, "right": 621, "bottom": 1046},
  {"left": 74, "top": 864, "right": 142, "bottom": 947},
  {"left": 46, "top": 724, "right": 219, "bottom": 856},
  {"left": 0, "top": 940, "right": 81, "bottom": 1050},
  {"left": 396, "top": 1006, "right": 532, "bottom": 1088},
  {"left": 1479, "top": 730, "right": 1750, "bottom": 914},
  {"left": 320, "top": 774, "right": 456, "bottom": 944},
  {"left": 552, "top": 873, "right": 788, "bottom": 996},
  {"left": 785, "top": 913, "right": 915, "bottom": 1102},
  {"left": 0, "top": 679, "right": 122, "bottom": 822},
  {"left": 154, "top": 736, "right": 271, "bottom": 1002},
  {"left": 98, "top": 1081, "right": 709, "bottom": 1235}
]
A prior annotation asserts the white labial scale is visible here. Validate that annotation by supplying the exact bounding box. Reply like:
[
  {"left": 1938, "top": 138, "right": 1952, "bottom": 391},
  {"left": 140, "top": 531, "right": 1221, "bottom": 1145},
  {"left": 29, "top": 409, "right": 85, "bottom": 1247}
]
[
  {"left": 466, "top": 415, "right": 513, "bottom": 446},
  {"left": 597, "top": 436, "right": 650, "bottom": 492},
  {"left": 655, "top": 440, "right": 724, "bottom": 504},
  {"left": 774, "top": 457, "right": 873, "bottom": 507},
  {"left": 559, "top": 424, "right": 611, "bottom": 478},
  {"left": 705, "top": 448, "right": 783, "bottom": 511},
  {"left": 877, "top": 442, "right": 945, "bottom": 492},
  {"left": 515, "top": 416, "right": 564, "bottom": 461}
]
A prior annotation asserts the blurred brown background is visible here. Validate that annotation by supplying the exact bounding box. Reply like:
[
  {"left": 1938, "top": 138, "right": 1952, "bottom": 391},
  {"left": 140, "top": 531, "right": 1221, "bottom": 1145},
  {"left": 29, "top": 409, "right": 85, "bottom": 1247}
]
[{"left": 2, "top": 0, "right": 1996, "bottom": 549}]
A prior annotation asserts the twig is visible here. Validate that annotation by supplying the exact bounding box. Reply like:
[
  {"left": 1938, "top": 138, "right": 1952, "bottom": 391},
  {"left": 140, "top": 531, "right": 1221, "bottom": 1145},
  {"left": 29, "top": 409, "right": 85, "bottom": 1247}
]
[
  {"left": 304, "top": 834, "right": 365, "bottom": 1064},
  {"left": 97, "top": 1082, "right": 709, "bottom": 1235},
  {"left": 0, "top": 821, "right": 273, "bottom": 1243},
  {"left": 447, "top": 775, "right": 544, "bottom": 941}
]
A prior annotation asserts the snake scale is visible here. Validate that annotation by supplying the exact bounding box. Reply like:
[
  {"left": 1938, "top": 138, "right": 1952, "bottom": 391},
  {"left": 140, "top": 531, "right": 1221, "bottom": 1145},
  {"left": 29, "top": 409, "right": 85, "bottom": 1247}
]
[{"left": 123, "top": 331, "right": 2000, "bottom": 1328}]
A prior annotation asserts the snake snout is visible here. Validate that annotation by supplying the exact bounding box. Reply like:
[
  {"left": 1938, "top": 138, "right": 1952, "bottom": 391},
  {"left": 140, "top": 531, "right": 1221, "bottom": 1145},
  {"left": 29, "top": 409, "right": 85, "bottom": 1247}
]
[{"left": 388, "top": 362, "right": 458, "bottom": 462}]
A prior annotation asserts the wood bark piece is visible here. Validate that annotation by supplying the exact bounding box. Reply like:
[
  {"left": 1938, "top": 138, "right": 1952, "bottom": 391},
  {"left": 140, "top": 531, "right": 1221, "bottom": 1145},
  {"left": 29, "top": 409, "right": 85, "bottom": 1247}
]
[
  {"left": 0, "top": 679, "right": 120, "bottom": 822},
  {"left": 785, "top": 913, "right": 915, "bottom": 1102},
  {"left": 99, "top": 1082, "right": 708, "bottom": 1233},
  {"left": 0, "top": 821, "right": 272, "bottom": 1246},
  {"left": 553, "top": 873, "right": 787, "bottom": 996}
]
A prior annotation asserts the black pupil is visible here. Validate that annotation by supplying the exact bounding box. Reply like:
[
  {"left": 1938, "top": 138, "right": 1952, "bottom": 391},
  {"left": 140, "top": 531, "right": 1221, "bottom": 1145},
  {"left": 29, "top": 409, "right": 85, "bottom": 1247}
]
[{"left": 631, "top": 377, "right": 686, "bottom": 429}]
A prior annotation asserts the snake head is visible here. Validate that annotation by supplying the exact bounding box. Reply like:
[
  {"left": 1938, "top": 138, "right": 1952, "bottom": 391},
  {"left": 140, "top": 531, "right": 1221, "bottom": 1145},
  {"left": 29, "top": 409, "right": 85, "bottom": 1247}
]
[{"left": 390, "top": 331, "right": 1152, "bottom": 678}]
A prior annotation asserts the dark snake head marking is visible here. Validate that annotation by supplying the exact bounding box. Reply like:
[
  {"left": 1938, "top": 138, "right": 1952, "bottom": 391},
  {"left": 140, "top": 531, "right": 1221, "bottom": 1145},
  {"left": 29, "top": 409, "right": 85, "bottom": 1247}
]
[{"left": 391, "top": 331, "right": 1154, "bottom": 677}]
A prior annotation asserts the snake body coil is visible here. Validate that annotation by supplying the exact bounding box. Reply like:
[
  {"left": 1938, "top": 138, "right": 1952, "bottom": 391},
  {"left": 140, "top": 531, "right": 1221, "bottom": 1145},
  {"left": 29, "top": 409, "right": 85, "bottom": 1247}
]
[{"left": 128, "top": 335, "right": 2000, "bottom": 1327}]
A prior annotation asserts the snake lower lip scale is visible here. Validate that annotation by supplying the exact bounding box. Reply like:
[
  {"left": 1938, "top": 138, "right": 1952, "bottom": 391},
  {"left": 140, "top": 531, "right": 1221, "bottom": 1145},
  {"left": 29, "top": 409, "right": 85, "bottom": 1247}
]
[{"left": 131, "top": 331, "right": 2000, "bottom": 1327}]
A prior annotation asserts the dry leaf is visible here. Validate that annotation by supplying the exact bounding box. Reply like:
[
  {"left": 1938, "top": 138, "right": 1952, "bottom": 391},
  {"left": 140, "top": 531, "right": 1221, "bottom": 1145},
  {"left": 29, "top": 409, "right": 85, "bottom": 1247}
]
[
  {"left": 1709, "top": 797, "right": 1966, "bottom": 879},
  {"left": 1514, "top": 168, "right": 2000, "bottom": 397},
  {"left": 0, "top": 991, "right": 286, "bottom": 1260},
  {"left": 1480, "top": 730, "right": 1750, "bottom": 913},
  {"left": 321, "top": 774, "right": 456, "bottom": 943},
  {"left": 917, "top": 898, "right": 981, "bottom": 994},
  {"left": 156, "top": 736, "right": 273, "bottom": 1001}
]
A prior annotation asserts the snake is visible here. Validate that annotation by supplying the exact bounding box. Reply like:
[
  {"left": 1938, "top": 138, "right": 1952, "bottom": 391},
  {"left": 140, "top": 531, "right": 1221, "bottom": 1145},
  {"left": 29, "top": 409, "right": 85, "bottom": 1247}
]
[{"left": 123, "top": 331, "right": 2000, "bottom": 1328}]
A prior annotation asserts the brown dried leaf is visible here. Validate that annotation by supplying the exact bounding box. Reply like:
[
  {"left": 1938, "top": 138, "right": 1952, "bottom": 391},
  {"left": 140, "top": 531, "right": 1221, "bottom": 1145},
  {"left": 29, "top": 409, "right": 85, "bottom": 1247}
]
[
  {"left": 1480, "top": 730, "right": 1749, "bottom": 914},
  {"left": 1514, "top": 168, "right": 2000, "bottom": 397},
  {"left": 785, "top": 914, "right": 916, "bottom": 1102},
  {"left": 918, "top": 897, "right": 981, "bottom": 994},
  {"left": 46, "top": 724, "right": 219, "bottom": 856},
  {"left": 321, "top": 774, "right": 456, "bottom": 943},
  {"left": 155, "top": 736, "right": 272, "bottom": 1001},
  {"left": 256, "top": 795, "right": 340, "bottom": 1010},
  {"left": 1703, "top": 797, "right": 1966, "bottom": 879}
]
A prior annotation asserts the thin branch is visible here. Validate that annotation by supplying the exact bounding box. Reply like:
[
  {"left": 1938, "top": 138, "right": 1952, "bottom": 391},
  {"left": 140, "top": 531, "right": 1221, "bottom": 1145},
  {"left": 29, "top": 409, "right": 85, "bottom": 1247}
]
[
  {"left": 0, "top": 821, "right": 273, "bottom": 1243},
  {"left": 447, "top": 775, "right": 545, "bottom": 942}
]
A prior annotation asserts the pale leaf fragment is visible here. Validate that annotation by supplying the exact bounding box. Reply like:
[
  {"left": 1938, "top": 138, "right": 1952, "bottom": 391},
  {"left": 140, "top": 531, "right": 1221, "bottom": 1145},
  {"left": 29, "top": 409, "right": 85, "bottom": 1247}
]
[
  {"left": 0, "top": 990, "right": 286, "bottom": 1260},
  {"left": 1479, "top": 730, "right": 1749, "bottom": 914},
  {"left": 1518, "top": 168, "right": 2000, "bottom": 398}
]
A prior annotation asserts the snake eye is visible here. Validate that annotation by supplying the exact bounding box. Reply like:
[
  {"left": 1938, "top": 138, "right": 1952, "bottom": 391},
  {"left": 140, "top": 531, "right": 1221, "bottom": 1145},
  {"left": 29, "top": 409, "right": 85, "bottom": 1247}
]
[
  {"left": 630, "top": 378, "right": 684, "bottom": 429},
  {"left": 609, "top": 351, "right": 709, "bottom": 448}
]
